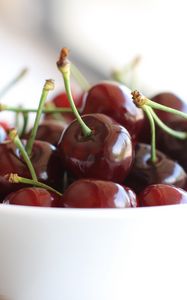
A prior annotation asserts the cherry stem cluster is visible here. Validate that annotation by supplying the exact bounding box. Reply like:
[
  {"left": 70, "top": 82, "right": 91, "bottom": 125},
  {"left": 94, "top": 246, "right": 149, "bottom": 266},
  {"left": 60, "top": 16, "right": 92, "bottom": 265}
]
[{"left": 132, "top": 90, "right": 187, "bottom": 163}]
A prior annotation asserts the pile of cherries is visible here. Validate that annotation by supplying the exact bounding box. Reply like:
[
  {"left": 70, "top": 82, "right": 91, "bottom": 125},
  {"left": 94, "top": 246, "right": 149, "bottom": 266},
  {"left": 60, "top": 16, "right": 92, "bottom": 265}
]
[{"left": 1, "top": 48, "right": 187, "bottom": 208}]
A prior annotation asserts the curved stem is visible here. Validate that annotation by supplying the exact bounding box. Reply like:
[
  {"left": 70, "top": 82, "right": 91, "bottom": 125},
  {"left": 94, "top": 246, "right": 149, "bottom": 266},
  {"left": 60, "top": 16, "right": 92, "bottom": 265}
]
[
  {"left": 145, "top": 98, "right": 187, "bottom": 120},
  {"left": 0, "top": 68, "right": 28, "bottom": 99},
  {"left": 25, "top": 79, "right": 54, "bottom": 156},
  {"left": 71, "top": 63, "right": 90, "bottom": 91},
  {"left": 8, "top": 174, "right": 62, "bottom": 196},
  {"left": 57, "top": 49, "right": 92, "bottom": 137},
  {"left": 149, "top": 107, "right": 187, "bottom": 140},
  {"left": 9, "top": 129, "right": 37, "bottom": 181},
  {"left": 142, "top": 106, "right": 157, "bottom": 163}
]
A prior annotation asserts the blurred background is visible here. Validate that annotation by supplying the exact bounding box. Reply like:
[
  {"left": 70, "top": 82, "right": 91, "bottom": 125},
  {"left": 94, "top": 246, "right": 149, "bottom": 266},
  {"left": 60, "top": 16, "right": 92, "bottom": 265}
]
[{"left": 1, "top": 0, "right": 187, "bottom": 111}]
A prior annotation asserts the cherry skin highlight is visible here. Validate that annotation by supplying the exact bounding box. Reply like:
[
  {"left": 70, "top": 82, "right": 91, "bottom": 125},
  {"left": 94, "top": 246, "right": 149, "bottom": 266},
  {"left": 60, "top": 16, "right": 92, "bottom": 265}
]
[
  {"left": 82, "top": 81, "right": 144, "bottom": 142},
  {"left": 60, "top": 179, "right": 138, "bottom": 208},
  {"left": 3, "top": 187, "right": 62, "bottom": 207},
  {"left": 139, "top": 184, "right": 187, "bottom": 206},
  {"left": 125, "top": 143, "right": 187, "bottom": 193},
  {"left": 58, "top": 113, "right": 134, "bottom": 183}
]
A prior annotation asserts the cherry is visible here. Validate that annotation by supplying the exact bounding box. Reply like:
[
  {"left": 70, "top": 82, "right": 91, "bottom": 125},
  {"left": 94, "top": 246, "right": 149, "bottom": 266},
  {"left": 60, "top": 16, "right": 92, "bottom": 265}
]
[
  {"left": 3, "top": 187, "right": 62, "bottom": 207},
  {"left": 25, "top": 119, "right": 67, "bottom": 146},
  {"left": 139, "top": 184, "right": 187, "bottom": 206},
  {"left": 0, "top": 139, "right": 63, "bottom": 201},
  {"left": 82, "top": 81, "right": 144, "bottom": 142},
  {"left": 56, "top": 49, "right": 134, "bottom": 183},
  {"left": 58, "top": 113, "right": 134, "bottom": 183},
  {"left": 60, "top": 179, "right": 138, "bottom": 208},
  {"left": 125, "top": 143, "right": 187, "bottom": 193}
]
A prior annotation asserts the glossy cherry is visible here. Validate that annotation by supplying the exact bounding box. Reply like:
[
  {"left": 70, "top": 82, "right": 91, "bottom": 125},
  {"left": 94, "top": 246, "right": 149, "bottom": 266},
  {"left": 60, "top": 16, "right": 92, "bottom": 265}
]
[
  {"left": 82, "top": 81, "right": 144, "bottom": 142},
  {"left": 125, "top": 143, "right": 187, "bottom": 193},
  {"left": 25, "top": 120, "right": 67, "bottom": 146},
  {"left": 139, "top": 184, "right": 187, "bottom": 206},
  {"left": 3, "top": 187, "right": 62, "bottom": 207},
  {"left": 58, "top": 113, "right": 134, "bottom": 183},
  {"left": 60, "top": 179, "right": 138, "bottom": 208},
  {"left": 0, "top": 139, "right": 63, "bottom": 201}
]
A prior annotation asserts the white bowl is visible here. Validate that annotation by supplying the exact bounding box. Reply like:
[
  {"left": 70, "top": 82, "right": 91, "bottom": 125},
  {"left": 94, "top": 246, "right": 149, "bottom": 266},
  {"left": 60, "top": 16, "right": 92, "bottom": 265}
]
[{"left": 0, "top": 204, "right": 187, "bottom": 300}]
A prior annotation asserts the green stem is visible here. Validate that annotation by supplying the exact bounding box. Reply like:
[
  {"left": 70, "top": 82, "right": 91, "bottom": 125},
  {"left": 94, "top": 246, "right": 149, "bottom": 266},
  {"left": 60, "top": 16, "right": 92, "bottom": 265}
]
[
  {"left": 9, "top": 129, "right": 37, "bottom": 181},
  {"left": 20, "top": 112, "right": 29, "bottom": 137},
  {"left": 0, "top": 105, "right": 73, "bottom": 114},
  {"left": 146, "top": 98, "right": 187, "bottom": 120},
  {"left": 71, "top": 63, "right": 90, "bottom": 91},
  {"left": 149, "top": 107, "right": 187, "bottom": 140},
  {"left": 142, "top": 106, "right": 157, "bottom": 163},
  {"left": 9, "top": 174, "right": 62, "bottom": 196},
  {"left": 0, "top": 68, "right": 28, "bottom": 99},
  {"left": 25, "top": 79, "right": 54, "bottom": 156},
  {"left": 57, "top": 50, "right": 92, "bottom": 137}
]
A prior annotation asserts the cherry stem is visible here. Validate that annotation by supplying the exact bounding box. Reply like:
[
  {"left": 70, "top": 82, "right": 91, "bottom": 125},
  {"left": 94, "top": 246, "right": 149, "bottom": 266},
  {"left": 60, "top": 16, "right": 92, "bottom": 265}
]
[
  {"left": 25, "top": 79, "right": 54, "bottom": 156},
  {"left": 0, "top": 105, "right": 74, "bottom": 114},
  {"left": 112, "top": 56, "right": 141, "bottom": 89},
  {"left": 132, "top": 89, "right": 187, "bottom": 120},
  {"left": 8, "top": 173, "right": 62, "bottom": 196},
  {"left": 8, "top": 129, "right": 37, "bottom": 181},
  {"left": 20, "top": 112, "right": 29, "bottom": 137},
  {"left": 0, "top": 68, "right": 28, "bottom": 99},
  {"left": 71, "top": 63, "right": 90, "bottom": 91},
  {"left": 149, "top": 107, "right": 187, "bottom": 140},
  {"left": 142, "top": 106, "right": 157, "bottom": 163},
  {"left": 57, "top": 48, "right": 92, "bottom": 137}
]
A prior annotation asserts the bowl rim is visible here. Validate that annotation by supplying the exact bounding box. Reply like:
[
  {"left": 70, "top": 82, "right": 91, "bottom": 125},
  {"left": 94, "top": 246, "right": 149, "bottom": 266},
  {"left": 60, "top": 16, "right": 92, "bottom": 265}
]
[{"left": 0, "top": 203, "right": 186, "bottom": 220}]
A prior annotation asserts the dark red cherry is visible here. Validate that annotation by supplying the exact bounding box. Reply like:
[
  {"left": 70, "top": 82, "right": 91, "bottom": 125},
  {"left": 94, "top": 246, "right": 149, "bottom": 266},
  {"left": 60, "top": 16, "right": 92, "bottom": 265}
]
[
  {"left": 139, "top": 184, "right": 187, "bottom": 206},
  {"left": 3, "top": 187, "right": 62, "bottom": 207},
  {"left": 125, "top": 143, "right": 187, "bottom": 193},
  {"left": 157, "top": 119, "right": 187, "bottom": 171},
  {"left": 60, "top": 179, "right": 138, "bottom": 208},
  {"left": 0, "top": 140, "right": 63, "bottom": 201},
  {"left": 25, "top": 120, "right": 67, "bottom": 146},
  {"left": 82, "top": 81, "right": 144, "bottom": 142},
  {"left": 58, "top": 113, "right": 134, "bottom": 183}
]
